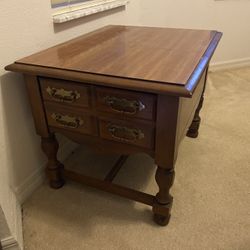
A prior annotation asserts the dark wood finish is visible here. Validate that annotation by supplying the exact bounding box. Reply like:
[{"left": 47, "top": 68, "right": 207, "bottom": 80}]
[
  {"left": 5, "top": 29, "right": 222, "bottom": 97},
  {"left": 40, "top": 77, "right": 90, "bottom": 108},
  {"left": 186, "top": 93, "right": 204, "bottom": 138},
  {"left": 24, "top": 75, "right": 49, "bottom": 137},
  {"left": 51, "top": 127, "right": 155, "bottom": 156},
  {"left": 104, "top": 155, "right": 128, "bottom": 182},
  {"left": 99, "top": 118, "right": 155, "bottom": 149},
  {"left": 44, "top": 102, "right": 98, "bottom": 136},
  {"left": 96, "top": 87, "right": 156, "bottom": 121},
  {"left": 185, "top": 32, "right": 222, "bottom": 95},
  {"left": 186, "top": 68, "right": 209, "bottom": 138},
  {"left": 177, "top": 70, "right": 206, "bottom": 145},
  {"left": 155, "top": 96, "right": 179, "bottom": 167},
  {"left": 16, "top": 26, "right": 216, "bottom": 86},
  {"left": 4, "top": 62, "right": 210, "bottom": 97},
  {"left": 41, "top": 134, "right": 64, "bottom": 189},
  {"left": 153, "top": 166, "right": 175, "bottom": 226},
  {"left": 5, "top": 25, "right": 222, "bottom": 226},
  {"left": 64, "top": 169, "right": 155, "bottom": 205},
  {"left": 63, "top": 169, "right": 171, "bottom": 218}
]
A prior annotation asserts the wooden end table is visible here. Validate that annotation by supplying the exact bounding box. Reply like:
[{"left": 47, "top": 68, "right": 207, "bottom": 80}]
[{"left": 5, "top": 25, "right": 222, "bottom": 226}]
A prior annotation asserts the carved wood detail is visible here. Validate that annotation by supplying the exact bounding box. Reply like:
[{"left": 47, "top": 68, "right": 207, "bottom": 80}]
[
  {"left": 153, "top": 166, "right": 175, "bottom": 226},
  {"left": 41, "top": 134, "right": 65, "bottom": 189}
]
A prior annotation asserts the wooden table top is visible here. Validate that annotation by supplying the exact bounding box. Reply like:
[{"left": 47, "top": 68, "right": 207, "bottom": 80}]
[{"left": 16, "top": 25, "right": 219, "bottom": 86}]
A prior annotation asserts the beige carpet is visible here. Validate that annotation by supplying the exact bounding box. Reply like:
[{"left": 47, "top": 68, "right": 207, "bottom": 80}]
[{"left": 23, "top": 68, "right": 250, "bottom": 250}]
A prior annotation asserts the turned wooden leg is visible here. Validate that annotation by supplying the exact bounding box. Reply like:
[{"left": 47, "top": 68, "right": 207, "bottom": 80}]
[
  {"left": 153, "top": 166, "right": 175, "bottom": 226},
  {"left": 41, "top": 134, "right": 65, "bottom": 189},
  {"left": 187, "top": 93, "right": 204, "bottom": 138}
]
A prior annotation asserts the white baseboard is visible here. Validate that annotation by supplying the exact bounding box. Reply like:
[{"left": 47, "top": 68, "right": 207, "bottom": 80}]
[
  {"left": 15, "top": 166, "right": 45, "bottom": 205},
  {"left": 15, "top": 137, "right": 78, "bottom": 204},
  {"left": 8, "top": 137, "right": 78, "bottom": 250},
  {"left": 1, "top": 236, "right": 19, "bottom": 250},
  {"left": 210, "top": 57, "right": 250, "bottom": 72},
  {"left": 2, "top": 190, "right": 23, "bottom": 250}
]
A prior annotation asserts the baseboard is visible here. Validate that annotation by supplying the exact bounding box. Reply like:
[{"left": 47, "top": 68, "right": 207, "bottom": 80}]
[
  {"left": 210, "top": 57, "right": 250, "bottom": 72},
  {"left": 1, "top": 236, "right": 19, "bottom": 250},
  {"left": 10, "top": 138, "right": 78, "bottom": 250},
  {"left": 15, "top": 166, "right": 45, "bottom": 205},
  {"left": 15, "top": 137, "right": 78, "bottom": 204},
  {"left": 1, "top": 190, "right": 23, "bottom": 250}
]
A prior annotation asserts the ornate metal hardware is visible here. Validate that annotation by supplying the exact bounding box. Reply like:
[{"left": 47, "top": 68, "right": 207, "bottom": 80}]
[
  {"left": 104, "top": 96, "right": 145, "bottom": 114},
  {"left": 51, "top": 113, "right": 83, "bottom": 129},
  {"left": 107, "top": 124, "right": 145, "bottom": 142},
  {"left": 46, "top": 86, "right": 80, "bottom": 103}
]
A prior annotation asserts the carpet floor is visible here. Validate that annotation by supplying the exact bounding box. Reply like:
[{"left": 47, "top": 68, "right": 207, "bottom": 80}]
[{"left": 23, "top": 68, "right": 250, "bottom": 250}]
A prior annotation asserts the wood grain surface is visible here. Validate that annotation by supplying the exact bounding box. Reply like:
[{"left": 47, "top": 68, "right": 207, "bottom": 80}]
[
  {"left": 4, "top": 25, "right": 223, "bottom": 226},
  {"left": 95, "top": 86, "right": 156, "bottom": 121},
  {"left": 16, "top": 25, "right": 218, "bottom": 85},
  {"left": 44, "top": 102, "right": 98, "bottom": 136},
  {"left": 40, "top": 77, "right": 91, "bottom": 108}
]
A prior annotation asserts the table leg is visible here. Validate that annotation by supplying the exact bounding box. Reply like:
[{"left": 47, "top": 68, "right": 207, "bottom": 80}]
[
  {"left": 186, "top": 92, "right": 204, "bottom": 138},
  {"left": 153, "top": 166, "right": 175, "bottom": 226},
  {"left": 41, "top": 134, "right": 65, "bottom": 189}
]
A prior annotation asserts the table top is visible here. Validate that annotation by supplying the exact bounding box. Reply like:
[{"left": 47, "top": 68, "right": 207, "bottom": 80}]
[{"left": 6, "top": 25, "right": 222, "bottom": 96}]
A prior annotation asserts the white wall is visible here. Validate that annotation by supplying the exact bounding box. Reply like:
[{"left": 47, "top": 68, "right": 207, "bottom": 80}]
[
  {"left": 138, "top": 0, "right": 250, "bottom": 64},
  {"left": 0, "top": 0, "right": 249, "bottom": 248},
  {"left": 0, "top": 1, "right": 140, "bottom": 248}
]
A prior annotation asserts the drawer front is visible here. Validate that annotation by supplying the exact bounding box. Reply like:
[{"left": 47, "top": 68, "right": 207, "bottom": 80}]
[
  {"left": 99, "top": 119, "right": 154, "bottom": 149},
  {"left": 96, "top": 87, "right": 155, "bottom": 120},
  {"left": 40, "top": 78, "right": 90, "bottom": 108},
  {"left": 44, "top": 103, "right": 97, "bottom": 135}
]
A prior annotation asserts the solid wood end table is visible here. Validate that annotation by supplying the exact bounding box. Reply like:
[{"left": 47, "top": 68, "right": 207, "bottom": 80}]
[{"left": 5, "top": 25, "right": 222, "bottom": 226}]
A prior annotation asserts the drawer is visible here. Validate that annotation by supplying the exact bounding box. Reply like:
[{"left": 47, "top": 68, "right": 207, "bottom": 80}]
[
  {"left": 96, "top": 87, "right": 156, "bottom": 120},
  {"left": 99, "top": 119, "right": 154, "bottom": 149},
  {"left": 44, "top": 103, "right": 97, "bottom": 136},
  {"left": 40, "top": 77, "right": 90, "bottom": 108}
]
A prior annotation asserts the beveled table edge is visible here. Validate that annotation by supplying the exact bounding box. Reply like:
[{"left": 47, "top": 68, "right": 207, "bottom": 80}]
[
  {"left": 185, "top": 31, "right": 223, "bottom": 94},
  {"left": 4, "top": 63, "right": 191, "bottom": 97},
  {"left": 5, "top": 31, "right": 222, "bottom": 98}
]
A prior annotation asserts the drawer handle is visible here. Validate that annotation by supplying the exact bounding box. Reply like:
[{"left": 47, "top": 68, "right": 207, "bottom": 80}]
[
  {"left": 108, "top": 124, "right": 145, "bottom": 142},
  {"left": 104, "top": 96, "right": 145, "bottom": 114},
  {"left": 46, "top": 87, "right": 80, "bottom": 103},
  {"left": 51, "top": 113, "right": 83, "bottom": 129}
]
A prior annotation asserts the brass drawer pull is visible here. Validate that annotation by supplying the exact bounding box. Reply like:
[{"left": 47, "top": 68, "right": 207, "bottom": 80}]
[
  {"left": 104, "top": 96, "right": 145, "bottom": 114},
  {"left": 51, "top": 113, "right": 83, "bottom": 129},
  {"left": 46, "top": 86, "right": 80, "bottom": 103},
  {"left": 108, "top": 124, "right": 145, "bottom": 142}
]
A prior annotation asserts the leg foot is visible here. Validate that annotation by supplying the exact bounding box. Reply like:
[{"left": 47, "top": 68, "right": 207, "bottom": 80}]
[
  {"left": 187, "top": 94, "right": 204, "bottom": 139},
  {"left": 186, "top": 117, "right": 200, "bottom": 138},
  {"left": 153, "top": 213, "right": 171, "bottom": 226},
  {"left": 152, "top": 166, "right": 175, "bottom": 226},
  {"left": 47, "top": 164, "right": 64, "bottom": 189},
  {"left": 41, "top": 135, "right": 65, "bottom": 189}
]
